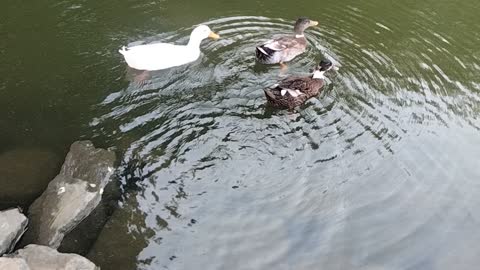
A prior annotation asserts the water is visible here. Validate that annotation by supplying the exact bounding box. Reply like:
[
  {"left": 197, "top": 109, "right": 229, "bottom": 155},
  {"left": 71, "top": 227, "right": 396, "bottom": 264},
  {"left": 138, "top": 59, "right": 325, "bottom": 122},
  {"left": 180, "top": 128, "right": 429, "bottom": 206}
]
[{"left": 2, "top": 0, "right": 480, "bottom": 269}]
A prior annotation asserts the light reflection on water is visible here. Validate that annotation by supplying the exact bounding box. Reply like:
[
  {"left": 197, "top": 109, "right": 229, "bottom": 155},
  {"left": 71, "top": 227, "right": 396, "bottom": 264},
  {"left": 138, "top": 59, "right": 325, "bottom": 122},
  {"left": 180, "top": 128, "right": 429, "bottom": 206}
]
[{"left": 87, "top": 10, "right": 479, "bottom": 270}]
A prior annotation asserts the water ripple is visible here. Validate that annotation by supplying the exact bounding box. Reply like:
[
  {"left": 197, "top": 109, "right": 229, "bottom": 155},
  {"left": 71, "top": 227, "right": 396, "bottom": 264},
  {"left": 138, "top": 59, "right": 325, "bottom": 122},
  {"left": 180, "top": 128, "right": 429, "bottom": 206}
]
[{"left": 88, "top": 13, "right": 480, "bottom": 270}]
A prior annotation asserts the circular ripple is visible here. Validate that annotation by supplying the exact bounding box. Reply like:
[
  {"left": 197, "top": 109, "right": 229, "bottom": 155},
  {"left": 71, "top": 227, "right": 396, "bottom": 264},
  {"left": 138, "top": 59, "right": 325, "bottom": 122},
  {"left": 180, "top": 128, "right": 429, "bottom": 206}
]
[{"left": 89, "top": 14, "right": 480, "bottom": 270}]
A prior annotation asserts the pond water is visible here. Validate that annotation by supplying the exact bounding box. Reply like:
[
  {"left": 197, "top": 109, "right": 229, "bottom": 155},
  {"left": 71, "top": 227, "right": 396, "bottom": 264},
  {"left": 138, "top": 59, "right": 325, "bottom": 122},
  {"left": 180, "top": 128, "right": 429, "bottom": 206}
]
[{"left": 1, "top": 0, "right": 480, "bottom": 269}]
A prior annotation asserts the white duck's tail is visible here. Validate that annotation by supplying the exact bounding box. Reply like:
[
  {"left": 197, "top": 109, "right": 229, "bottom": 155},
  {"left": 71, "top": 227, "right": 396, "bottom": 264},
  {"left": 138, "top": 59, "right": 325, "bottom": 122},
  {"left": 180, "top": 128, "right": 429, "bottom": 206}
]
[{"left": 118, "top": 46, "right": 128, "bottom": 55}]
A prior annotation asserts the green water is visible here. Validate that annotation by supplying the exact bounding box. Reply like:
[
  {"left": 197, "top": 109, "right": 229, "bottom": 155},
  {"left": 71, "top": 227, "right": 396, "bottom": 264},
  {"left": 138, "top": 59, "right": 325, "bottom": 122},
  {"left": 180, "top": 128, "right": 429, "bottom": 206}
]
[{"left": 1, "top": 0, "right": 480, "bottom": 269}]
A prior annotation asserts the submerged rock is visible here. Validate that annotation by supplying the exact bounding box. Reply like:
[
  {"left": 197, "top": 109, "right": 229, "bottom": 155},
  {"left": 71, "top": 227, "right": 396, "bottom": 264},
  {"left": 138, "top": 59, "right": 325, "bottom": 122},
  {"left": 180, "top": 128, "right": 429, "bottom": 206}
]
[
  {"left": 0, "top": 208, "right": 28, "bottom": 256},
  {"left": 20, "top": 141, "right": 115, "bottom": 249},
  {"left": 6, "top": 244, "right": 98, "bottom": 270},
  {"left": 87, "top": 191, "right": 154, "bottom": 270},
  {"left": 0, "top": 148, "right": 61, "bottom": 210}
]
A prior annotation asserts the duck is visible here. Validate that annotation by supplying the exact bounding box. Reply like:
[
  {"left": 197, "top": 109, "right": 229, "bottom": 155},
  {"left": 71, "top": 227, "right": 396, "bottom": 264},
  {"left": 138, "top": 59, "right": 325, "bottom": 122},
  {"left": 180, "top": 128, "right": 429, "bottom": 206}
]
[
  {"left": 255, "top": 17, "right": 318, "bottom": 69},
  {"left": 119, "top": 25, "right": 219, "bottom": 71},
  {"left": 264, "top": 59, "right": 337, "bottom": 109}
]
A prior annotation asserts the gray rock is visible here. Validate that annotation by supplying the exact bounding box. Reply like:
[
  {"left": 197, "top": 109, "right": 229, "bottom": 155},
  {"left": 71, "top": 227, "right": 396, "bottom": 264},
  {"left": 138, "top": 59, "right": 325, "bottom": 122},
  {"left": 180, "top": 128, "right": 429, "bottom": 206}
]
[
  {"left": 0, "top": 208, "right": 28, "bottom": 256},
  {"left": 59, "top": 141, "right": 115, "bottom": 184},
  {"left": 12, "top": 244, "right": 98, "bottom": 270},
  {"left": 20, "top": 141, "right": 115, "bottom": 249},
  {"left": 0, "top": 257, "right": 30, "bottom": 270},
  {"left": 58, "top": 178, "right": 121, "bottom": 255}
]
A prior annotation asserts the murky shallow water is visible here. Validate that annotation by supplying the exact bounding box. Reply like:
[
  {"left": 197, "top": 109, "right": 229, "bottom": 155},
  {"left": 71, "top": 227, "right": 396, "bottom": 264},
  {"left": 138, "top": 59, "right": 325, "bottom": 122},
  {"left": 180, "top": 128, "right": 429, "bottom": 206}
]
[{"left": 2, "top": 0, "right": 480, "bottom": 269}]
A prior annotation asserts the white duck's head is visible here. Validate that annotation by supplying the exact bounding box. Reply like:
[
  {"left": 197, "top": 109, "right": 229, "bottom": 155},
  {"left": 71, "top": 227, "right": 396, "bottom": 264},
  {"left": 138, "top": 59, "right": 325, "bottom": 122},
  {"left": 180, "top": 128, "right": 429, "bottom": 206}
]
[{"left": 188, "top": 25, "right": 220, "bottom": 47}]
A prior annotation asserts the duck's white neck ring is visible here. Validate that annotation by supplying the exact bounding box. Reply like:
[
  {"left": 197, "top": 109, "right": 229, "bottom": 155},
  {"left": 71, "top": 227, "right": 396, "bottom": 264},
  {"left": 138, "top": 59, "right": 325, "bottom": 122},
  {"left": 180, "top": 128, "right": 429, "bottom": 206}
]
[
  {"left": 313, "top": 70, "right": 325, "bottom": 79},
  {"left": 295, "top": 34, "right": 305, "bottom": 38}
]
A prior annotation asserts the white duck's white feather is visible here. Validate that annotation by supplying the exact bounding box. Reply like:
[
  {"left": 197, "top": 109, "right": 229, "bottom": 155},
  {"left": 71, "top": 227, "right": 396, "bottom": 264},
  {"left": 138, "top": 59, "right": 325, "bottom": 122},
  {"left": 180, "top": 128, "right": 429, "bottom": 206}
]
[
  {"left": 119, "top": 25, "right": 215, "bottom": 71},
  {"left": 119, "top": 43, "right": 200, "bottom": 71}
]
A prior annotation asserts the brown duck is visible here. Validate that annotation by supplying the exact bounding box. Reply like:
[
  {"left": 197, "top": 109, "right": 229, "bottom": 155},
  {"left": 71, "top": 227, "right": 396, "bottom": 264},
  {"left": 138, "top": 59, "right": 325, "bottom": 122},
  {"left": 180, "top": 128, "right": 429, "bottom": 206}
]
[
  {"left": 255, "top": 17, "right": 318, "bottom": 69},
  {"left": 264, "top": 60, "right": 336, "bottom": 109}
]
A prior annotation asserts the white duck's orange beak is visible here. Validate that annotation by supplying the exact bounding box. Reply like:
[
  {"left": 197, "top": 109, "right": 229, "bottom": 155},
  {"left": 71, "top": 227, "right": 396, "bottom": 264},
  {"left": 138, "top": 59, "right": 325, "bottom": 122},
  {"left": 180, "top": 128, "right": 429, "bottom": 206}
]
[{"left": 208, "top": 31, "right": 220, "bottom": 40}]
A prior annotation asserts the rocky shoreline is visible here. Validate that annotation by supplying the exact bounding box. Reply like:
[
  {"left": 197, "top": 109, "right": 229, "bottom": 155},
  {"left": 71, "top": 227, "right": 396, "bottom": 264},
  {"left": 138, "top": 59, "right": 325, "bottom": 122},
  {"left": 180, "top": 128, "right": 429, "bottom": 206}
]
[{"left": 0, "top": 141, "right": 116, "bottom": 269}]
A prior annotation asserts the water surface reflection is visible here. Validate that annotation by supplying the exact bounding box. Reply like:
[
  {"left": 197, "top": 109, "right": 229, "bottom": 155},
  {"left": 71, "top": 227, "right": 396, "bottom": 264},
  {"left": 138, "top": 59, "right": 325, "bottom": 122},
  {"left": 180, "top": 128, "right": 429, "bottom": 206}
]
[{"left": 88, "top": 12, "right": 479, "bottom": 270}]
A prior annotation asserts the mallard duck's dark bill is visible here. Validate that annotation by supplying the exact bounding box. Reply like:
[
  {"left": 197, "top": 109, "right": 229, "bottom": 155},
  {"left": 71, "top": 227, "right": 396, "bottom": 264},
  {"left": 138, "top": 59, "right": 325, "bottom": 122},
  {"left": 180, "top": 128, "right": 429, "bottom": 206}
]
[
  {"left": 208, "top": 32, "right": 220, "bottom": 40},
  {"left": 309, "top": 20, "right": 319, "bottom": 26}
]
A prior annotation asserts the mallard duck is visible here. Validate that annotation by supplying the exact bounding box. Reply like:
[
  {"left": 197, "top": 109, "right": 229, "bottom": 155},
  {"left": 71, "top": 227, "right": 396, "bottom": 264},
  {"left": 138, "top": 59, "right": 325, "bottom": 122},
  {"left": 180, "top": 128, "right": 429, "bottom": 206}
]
[
  {"left": 119, "top": 25, "right": 219, "bottom": 71},
  {"left": 264, "top": 59, "right": 336, "bottom": 109},
  {"left": 255, "top": 17, "right": 318, "bottom": 68}
]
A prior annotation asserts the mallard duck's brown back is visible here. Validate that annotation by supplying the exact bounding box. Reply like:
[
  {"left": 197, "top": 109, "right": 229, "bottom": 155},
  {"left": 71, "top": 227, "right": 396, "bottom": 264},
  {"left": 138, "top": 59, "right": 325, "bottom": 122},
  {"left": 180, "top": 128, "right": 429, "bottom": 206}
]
[
  {"left": 279, "top": 77, "right": 324, "bottom": 97},
  {"left": 256, "top": 36, "right": 308, "bottom": 64},
  {"left": 264, "top": 77, "right": 325, "bottom": 109},
  {"left": 264, "top": 88, "right": 308, "bottom": 109},
  {"left": 281, "top": 36, "right": 307, "bottom": 62}
]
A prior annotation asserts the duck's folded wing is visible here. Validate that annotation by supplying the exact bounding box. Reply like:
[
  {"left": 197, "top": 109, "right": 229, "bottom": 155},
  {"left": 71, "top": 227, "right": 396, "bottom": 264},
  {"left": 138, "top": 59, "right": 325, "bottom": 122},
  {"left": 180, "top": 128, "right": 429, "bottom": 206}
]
[
  {"left": 120, "top": 43, "right": 186, "bottom": 70},
  {"left": 279, "top": 77, "right": 310, "bottom": 92},
  {"left": 123, "top": 43, "right": 177, "bottom": 55},
  {"left": 282, "top": 89, "right": 304, "bottom": 97},
  {"left": 263, "top": 37, "right": 300, "bottom": 51}
]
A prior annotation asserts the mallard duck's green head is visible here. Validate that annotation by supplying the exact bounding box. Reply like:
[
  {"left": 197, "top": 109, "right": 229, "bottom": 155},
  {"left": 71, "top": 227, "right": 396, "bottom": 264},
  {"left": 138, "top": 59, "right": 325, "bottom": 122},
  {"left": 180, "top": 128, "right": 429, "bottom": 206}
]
[{"left": 294, "top": 17, "right": 318, "bottom": 35}]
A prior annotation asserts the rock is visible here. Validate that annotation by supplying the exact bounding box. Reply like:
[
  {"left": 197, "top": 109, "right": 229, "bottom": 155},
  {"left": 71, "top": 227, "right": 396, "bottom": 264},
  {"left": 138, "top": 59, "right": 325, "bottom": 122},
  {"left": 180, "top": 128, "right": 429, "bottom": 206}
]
[
  {"left": 20, "top": 141, "right": 115, "bottom": 249},
  {"left": 87, "top": 192, "right": 154, "bottom": 270},
  {"left": 0, "top": 148, "right": 61, "bottom": 210},
  {"left": 0, "top": 257, "right": 30, "bottom": 270},
  {"left": 59, "top": 141, "right": 115, "bottom": 184},
  {"left": 0, "top": 208, "right": 28, "bottom": 256},
  {"left": 58, "top": 178, "right": 121, "bottom": 255},
  {"left": 11, "top": 244, "right": 98, "bottom": 270}
]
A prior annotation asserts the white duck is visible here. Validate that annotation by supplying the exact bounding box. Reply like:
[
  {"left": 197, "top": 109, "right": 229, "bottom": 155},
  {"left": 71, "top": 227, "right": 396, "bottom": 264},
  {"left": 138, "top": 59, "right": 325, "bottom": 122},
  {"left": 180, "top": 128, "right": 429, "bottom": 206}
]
[{"left": 119, "top": 25, "right": 219, "bottom": 71}]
